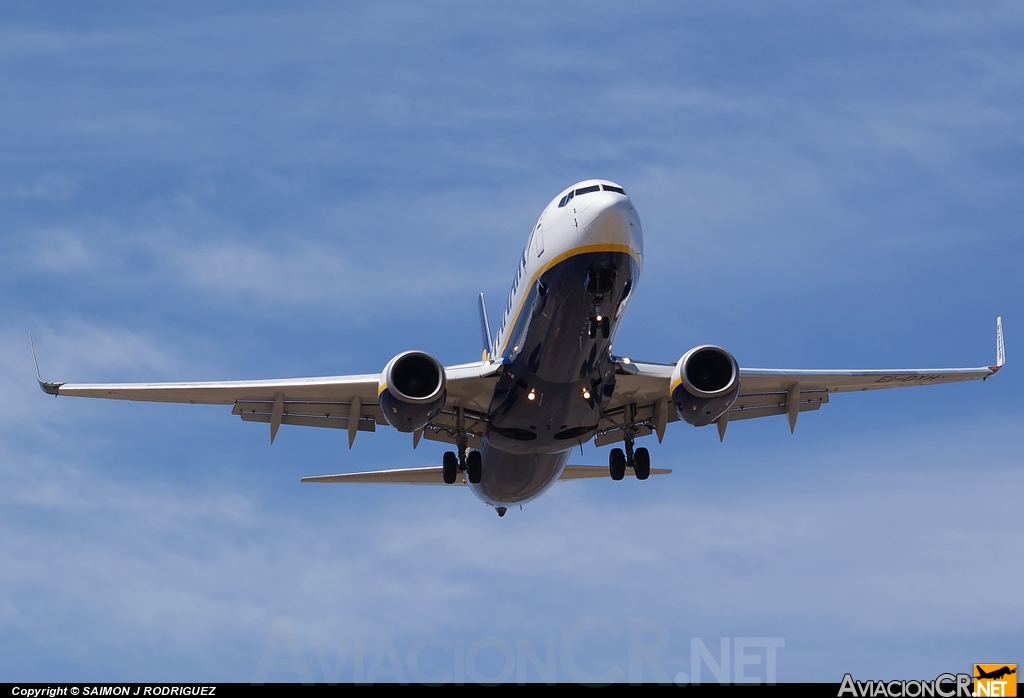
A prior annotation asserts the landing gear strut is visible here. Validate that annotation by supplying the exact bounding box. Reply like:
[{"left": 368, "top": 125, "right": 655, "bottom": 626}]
[
  {"left": 444, "top": 407, "right": 482, "bottom": 485},
  {"left": 586, "top": 267, "right": 616, "bottom": 340},
  {"left": 608, "top": 403, "right": 651, "bottom": 480}
]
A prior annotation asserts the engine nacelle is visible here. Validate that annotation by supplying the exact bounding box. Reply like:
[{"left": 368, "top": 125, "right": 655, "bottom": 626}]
[
  {"left": 671, "top": 345, "right": 740, "bottom": 427},
  {"left": 378, "top": 351, "right": 447, "bottom": 432}
]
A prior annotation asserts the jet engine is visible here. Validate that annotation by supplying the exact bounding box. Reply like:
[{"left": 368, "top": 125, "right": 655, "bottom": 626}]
[
  {"left": 378, "top": 351, "right": 447, "bottom": 432},
  {"left": 670, "top": 345, "right": 740, "bottom": 427}
]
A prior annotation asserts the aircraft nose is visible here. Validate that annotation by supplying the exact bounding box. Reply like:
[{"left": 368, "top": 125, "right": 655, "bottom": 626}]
[{"left": 579, "top": 193, "right": 640, "bottom": 248}]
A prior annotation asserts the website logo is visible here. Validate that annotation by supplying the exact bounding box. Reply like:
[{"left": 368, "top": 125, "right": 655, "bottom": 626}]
[{"left": 974, "top": 665, "right": 1017, "bottom": 697}]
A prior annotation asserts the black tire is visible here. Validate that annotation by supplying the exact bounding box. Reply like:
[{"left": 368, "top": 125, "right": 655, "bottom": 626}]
[
  {"left": 634, "top": 447, "right": 650, "bottom": 480},
  {"left": 467, "top": 450, "right": 483, "bottom": 484},
  {"left": 609, "top": 448, "right": 626, "bottom": 481},
  {"left": 600, "top": 316, "right": 610, "bottom": 338},
  {"left": 588, "top": 318, "right": 598, "bottom": 339},
  {"left": 442, "top": 451, "right": 457, "bottom": 484}
]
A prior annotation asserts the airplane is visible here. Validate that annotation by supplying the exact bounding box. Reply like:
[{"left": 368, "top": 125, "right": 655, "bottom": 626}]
[
  {"left": 975, "top": 666, "right": 1016, "bottom": 681},
  {"left": 32, "top": 179, "right": 1006, "bottom": 517}
]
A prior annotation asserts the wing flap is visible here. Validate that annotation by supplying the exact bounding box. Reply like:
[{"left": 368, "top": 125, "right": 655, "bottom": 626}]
[
  {"left": 737, "top": 366, "right": 996, "bottom": 395},
  {"left": 595, "top": 424, "right": 655, "bottom": 447},
  {"left": 421, "top": 428, "right": 484, "bottom": 450},
  {"left": 236, "top": 410, "right": 378, "bottom": 433},
  {"left": 728, "top": 393, "right": 827, "bottom": 422}
]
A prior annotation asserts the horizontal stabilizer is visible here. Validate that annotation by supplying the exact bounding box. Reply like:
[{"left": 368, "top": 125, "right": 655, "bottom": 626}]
[
  {"left": 302, "top": 466, "right": 454, "bottom": 485},
  {"left": 301, "top": 464, "right": 672, "bottom": 485}
]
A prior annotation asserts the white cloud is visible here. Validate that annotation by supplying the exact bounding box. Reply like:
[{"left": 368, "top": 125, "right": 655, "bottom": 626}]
[
  {"left": 10, "top": 173, "right": 79, "bottom": 201},
  {"left": 0, "top": 411, "right": 1019, "bottom": 679}
]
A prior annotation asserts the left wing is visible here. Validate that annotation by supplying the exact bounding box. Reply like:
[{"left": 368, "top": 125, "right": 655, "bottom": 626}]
[
  {"left": 597, "top": 317, "right": 1004, "bottom": 444},
  {"left": 32, "top": 335, "right": 501, "bottom": 446}
]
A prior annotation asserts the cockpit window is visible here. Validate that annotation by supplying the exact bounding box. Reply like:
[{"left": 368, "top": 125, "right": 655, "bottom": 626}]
[{"left": 559, "top": 184, "right": 624, "bottom": 207}]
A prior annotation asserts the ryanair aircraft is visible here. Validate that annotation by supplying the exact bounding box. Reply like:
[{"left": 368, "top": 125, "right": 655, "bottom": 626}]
[{"left": 33, "top": 180, "right": 1005, "bottom": 516}]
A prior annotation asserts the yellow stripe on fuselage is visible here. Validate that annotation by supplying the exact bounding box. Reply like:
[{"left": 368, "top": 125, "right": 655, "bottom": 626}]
[{"left": 495, "top": 243, "right": 641, "bottom": 356}]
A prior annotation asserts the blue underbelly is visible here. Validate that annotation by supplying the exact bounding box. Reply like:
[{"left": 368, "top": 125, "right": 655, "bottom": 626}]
[{"left": 484, "top": 250, "right": 638, "bottom": 455}]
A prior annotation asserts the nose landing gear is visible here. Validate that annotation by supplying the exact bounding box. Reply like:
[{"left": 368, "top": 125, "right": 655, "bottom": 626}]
[
  {"left": 586, "top": 268, "right": 616, "bottom": 340},
  {"left": 588, "top": 313, "right": 610, "bottom": 339}
]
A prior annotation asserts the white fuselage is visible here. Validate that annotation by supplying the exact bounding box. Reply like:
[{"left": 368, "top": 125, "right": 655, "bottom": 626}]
[{"left": 469, "top": 180, "right": 644, "bottom": 508}]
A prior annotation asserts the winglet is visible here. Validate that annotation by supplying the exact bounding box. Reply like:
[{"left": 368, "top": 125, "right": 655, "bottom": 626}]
[
  {"left": 478, "top": 293, "right": 494, "bottom": 361},
  {"left": 994, "top": 316, "right": 1005, "bottom": 370},
  {"left": 29, "top": 333, "right": 63, "bottom": 396}
]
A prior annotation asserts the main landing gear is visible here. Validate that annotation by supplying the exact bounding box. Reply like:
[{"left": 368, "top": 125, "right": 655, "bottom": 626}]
[
  {"left": 442, "top": 449, "right": 482, "bottom": 484},
  {"left": 609, "top": 445, "right": 650, "bottom": 481},
  {"left": 443, "top": 407, "right": 482, "bottom": 484},
  {"left": 608, "top": 404, "right": 650, "bottom": 481}
]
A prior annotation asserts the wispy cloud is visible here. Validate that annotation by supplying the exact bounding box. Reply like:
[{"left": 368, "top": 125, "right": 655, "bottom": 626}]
[
  {"left": 1, "top": 0, "right": 1021, "bottom": 682},
  {"left": 0, "top": 416, "right": 1019, "bottom": 680}
]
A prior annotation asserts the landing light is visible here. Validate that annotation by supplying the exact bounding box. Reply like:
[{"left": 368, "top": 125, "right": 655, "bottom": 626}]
[
  {"left": 595, "top": 314, "right": 603, "bottom": 322},
  {"left": 582, "top": 388, "right": 591, "bottom": 399},
  {"left": 527, "top": 390, "right": 536, "bottom": 401}
]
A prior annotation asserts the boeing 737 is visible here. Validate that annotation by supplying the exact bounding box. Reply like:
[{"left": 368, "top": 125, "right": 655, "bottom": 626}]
[{"left": 33, "top": 180, "right": 1005, "bottom": 516}]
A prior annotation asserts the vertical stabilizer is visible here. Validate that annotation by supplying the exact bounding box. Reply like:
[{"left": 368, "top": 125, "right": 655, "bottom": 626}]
[
  {"left": 478, "top": 293, "right": 494, "bottom": 361},
  {"left": 996, "top": 316, "right": 1005, "bottom": 368}
]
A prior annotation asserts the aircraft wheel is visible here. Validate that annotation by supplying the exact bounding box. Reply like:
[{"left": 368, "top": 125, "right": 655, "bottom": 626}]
[
  {"left": 634, "top": 447, "right": 650, "bottom": 480},
  {"left": 442, "top": 451, "right": 458, "bottom": 484},
  {"left": 600, "top": 316, "right": 610, "bottom": 338},
  {"left": 588, "top": 318, "right": 598, "bottom": 339},
  {"left": 467, "top": 450, "right": 483, "bottom": 484},
  {"left": 609, "top": 448, "right": 626, "bottom": 481}
]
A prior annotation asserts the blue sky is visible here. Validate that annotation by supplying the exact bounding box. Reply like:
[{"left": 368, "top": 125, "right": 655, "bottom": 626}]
[{"left": 1, "top": 1, "right": 1021, "bottom": 683}]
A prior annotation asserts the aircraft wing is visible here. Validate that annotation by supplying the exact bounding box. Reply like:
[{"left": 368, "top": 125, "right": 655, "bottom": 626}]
[
  {"left": 598, "top": 317, "right": 1005, "bottom": 444},
  {"left": 32, "top": 335, "right": 502, "bottom": 446}
]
